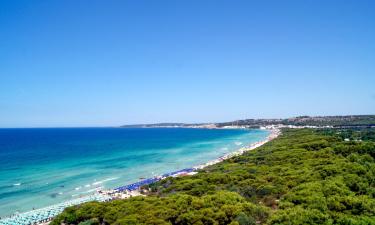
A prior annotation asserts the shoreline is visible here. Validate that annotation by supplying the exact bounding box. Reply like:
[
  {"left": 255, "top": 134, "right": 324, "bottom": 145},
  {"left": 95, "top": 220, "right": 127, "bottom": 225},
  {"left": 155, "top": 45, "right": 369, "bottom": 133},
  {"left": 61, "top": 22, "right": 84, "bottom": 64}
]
[
  {"left": 108, "top": 128, "right": 280, "bottom": 200},
  {"left": 193, "top": 128, "right": 280, "bottom": 170},
  {"left": 0, "top": 128, "right": 280, "bottom": 225}
]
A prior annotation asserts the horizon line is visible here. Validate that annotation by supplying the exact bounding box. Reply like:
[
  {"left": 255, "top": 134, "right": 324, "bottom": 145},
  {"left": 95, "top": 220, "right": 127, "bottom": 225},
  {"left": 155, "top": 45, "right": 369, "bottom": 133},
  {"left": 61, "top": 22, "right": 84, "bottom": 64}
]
[{"left": 1, "top": 114, "right": 374, "bottom": 129}]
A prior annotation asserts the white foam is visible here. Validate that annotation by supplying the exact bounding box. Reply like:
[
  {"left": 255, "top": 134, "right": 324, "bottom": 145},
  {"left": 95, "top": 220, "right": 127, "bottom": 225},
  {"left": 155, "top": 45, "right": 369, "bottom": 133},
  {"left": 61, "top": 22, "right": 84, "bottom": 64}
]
[
  {"left": 13, "top": 183, "right": 21, "bottom": 186},
  {"left": 92, "top": 181, "right": 102, "bottom": 186},
  {"left": 92, "top": 177, "right": 118, "bottom": 186},
  {"left": 85, "top": 187, "right": 101, "bottom": 193},
  {"left": 235, "top": 142, "right": 243, "bottom": 146}
]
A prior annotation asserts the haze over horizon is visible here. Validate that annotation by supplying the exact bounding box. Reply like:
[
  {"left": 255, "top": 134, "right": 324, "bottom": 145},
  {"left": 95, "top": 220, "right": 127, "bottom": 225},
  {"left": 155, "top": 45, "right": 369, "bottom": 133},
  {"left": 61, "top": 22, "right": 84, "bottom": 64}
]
[{"left": 1, "top": 0, "right": 375, "bottom": 128}]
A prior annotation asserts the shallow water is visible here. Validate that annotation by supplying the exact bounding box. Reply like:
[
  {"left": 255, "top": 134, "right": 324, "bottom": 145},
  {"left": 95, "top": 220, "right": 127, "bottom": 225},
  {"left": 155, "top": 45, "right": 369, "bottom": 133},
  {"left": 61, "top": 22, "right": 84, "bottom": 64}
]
[{"left": 0, "top": 128, "right": 269, "bottom": 216}]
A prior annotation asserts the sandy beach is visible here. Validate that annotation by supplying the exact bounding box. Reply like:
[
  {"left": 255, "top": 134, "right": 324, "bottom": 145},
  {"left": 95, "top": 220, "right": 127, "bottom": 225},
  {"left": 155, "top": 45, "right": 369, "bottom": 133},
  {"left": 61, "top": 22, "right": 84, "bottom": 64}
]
[{"left": 193, "top": 128, "right": 281, "bottom": 170}]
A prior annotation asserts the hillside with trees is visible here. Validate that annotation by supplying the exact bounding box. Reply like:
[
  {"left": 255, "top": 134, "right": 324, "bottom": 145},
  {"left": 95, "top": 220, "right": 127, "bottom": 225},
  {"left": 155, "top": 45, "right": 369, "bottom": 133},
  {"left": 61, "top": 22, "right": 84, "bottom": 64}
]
[{"left": 216, "top": 115, "right": 375, "bottom": 128}]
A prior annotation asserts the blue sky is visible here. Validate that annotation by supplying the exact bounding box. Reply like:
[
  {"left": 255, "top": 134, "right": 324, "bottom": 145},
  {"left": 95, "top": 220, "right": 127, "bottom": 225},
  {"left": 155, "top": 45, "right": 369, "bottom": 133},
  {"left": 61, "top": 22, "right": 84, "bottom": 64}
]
[{"left": 1, "top": 0, "right": 374, "bottom": 127}]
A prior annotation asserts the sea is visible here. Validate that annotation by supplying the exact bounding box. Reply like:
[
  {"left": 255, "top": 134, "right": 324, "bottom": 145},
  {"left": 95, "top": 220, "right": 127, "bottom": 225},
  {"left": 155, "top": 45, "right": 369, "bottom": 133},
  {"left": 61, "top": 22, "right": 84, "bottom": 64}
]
[{"left": 0, "top": 127, "right": 269, "bottom": 216}]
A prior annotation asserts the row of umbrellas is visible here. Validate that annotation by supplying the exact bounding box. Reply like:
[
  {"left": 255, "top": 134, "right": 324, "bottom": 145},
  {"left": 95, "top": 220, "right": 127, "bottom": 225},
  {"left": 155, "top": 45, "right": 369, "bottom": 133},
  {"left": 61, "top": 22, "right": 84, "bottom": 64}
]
[{"left": 0, "top": 194, "right": 112, "bottom": 225}]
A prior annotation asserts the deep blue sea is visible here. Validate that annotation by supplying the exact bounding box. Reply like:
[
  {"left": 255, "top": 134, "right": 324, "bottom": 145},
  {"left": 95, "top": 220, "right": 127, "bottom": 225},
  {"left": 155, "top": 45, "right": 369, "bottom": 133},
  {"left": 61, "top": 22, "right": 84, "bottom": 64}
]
[{"left": 0, "top": 128, "right": 269, "bottom": 216}]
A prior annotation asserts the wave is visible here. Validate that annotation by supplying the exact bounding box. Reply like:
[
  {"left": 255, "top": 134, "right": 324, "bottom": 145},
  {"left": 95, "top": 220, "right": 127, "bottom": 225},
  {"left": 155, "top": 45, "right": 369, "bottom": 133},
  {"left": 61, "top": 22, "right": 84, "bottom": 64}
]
[
  {"left": 234, "top": 142, "right": 243, "bottom": 146},
  {"left": 13, "top": 183, "right": 22, "bottom": 186},
  {"left": 85, "top": 187, "right": 101, "bottom": 193},
  {"left": 92, "top": 181, "right": 102, "bottom": 186},
  {"left": 92, "top": 177, "right": 119, "bottom": 186}
]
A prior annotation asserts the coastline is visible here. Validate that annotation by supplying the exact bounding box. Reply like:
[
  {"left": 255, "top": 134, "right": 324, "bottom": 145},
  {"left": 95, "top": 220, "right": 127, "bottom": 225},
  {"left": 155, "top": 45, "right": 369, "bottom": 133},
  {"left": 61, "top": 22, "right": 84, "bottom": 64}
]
[
  {"left": 105, "top": 128, "right": 280, "bottom": 199},
  {"left": 193, "top": 128, "right": 280, "bottom": 170},
  {"left": 0, "top": 128, "right": 279, "bottom": 225}
]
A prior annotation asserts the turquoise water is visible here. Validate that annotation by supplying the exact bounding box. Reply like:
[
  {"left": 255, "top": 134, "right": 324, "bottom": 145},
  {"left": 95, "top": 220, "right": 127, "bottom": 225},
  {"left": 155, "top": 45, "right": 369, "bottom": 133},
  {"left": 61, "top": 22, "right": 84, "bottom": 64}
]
[{"left": 0, "top": 128, "right": 269, "bottom": 216}]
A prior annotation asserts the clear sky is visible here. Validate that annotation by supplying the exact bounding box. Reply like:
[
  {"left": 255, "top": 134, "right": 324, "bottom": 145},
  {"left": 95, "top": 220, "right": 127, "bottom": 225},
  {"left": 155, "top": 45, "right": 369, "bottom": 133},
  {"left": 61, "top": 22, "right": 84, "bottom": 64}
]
[{"left": 1, "top": 0, "right": 374, "bottom": 127}]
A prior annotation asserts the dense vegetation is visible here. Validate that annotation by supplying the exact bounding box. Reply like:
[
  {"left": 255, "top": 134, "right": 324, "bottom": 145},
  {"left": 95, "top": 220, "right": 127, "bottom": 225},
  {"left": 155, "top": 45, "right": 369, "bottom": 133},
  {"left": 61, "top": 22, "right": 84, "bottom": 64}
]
[
  {"left": 52, "top": 128, "right": 375, "bottom": 225},
  {"left": 319, "top": 127, "right": 375, "bottom": 141}
]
